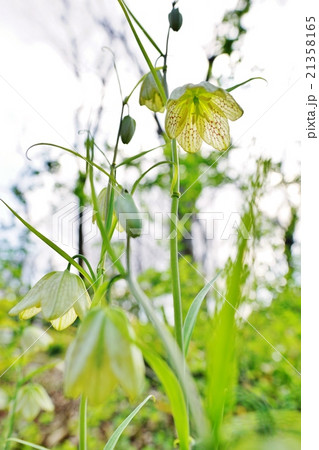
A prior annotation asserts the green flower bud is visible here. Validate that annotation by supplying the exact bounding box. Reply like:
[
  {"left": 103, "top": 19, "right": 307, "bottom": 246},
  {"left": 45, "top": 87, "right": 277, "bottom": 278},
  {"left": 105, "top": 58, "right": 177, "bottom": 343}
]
[
  {"left": 64, "top": 308, "right": 144, "bottom": 404},
  {"left": 120, "top": 115, "right": 136, "bottom": 144},
  {"left": 16, "top": 383, "right": 54, "bottom": 421},
  {"left": 115, "top": 191, "right": 143, "bottom": 238},
  {"left": 92, "top": 187, "right": 107, "bottom": 224},
  {"left": 139, "top": 72, "right": 166, "bottom": 113},
  {"left": 169, "top": 8, "right": 183, "bottom": 32},
  {"left": 9, "top": 271, "right": 91, "bottom": 330}
]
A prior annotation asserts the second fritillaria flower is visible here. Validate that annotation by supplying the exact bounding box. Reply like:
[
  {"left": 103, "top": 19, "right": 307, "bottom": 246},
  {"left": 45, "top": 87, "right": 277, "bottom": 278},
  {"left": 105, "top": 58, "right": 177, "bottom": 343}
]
[
  {"left": 64, "top": 307, "right": 145, "bottom": 404},
  {"left": 15, "top": 383, "right": 54, "bottom": 421},
  {"left": 139, "top": 71, "right": 166, "bottom": 113},
  {"left": 165, "top": 81, "right": 243, "bottom": 153},
  {"left": 9, "top": 270, "right": 91, "bottom": 330}
]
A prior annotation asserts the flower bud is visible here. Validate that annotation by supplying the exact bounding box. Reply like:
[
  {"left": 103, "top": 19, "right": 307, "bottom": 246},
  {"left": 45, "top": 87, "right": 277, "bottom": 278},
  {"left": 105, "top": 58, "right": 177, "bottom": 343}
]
[
  {"left": 92, "top": 187, "right": 107, "bottom": 224},
  {"left": 115, "top": 191, "right": 143, "bottom": 238},
  {"left": 9, "top": 271, "right": 91, "bottom": 330},
  {"left": 120, "top": 115, "right": 136, "bottom": 144},
  {"left": 64, "top": 308, "right": 144, "bottom": 404},
  {"left": 169, "top": 8, "right": 183, "bottom": 32},
  {"left": 139, "top": 72, "right": 166, "bottom": 113},
  {"left": 16, "top": 383, "right": 54, "bottom": 421}
]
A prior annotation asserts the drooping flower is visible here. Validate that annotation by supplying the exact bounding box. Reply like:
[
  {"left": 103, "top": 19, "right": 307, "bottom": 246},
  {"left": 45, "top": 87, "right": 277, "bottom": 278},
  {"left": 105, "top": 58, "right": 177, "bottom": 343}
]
[
  {"left": 64, "top": 307, "right": 145, "bottom": 404},
  {"left": 139, "top": 71, "right": 166, "bottom": 113},
  {"left": 15, "top": 383, "right": 54, "bottom": 421},
  {"left": 165, "top": 81, "right": 243, "bottom": 153},
  {"left": 9, "top": 271, "right": 91, "bottom": 331}
]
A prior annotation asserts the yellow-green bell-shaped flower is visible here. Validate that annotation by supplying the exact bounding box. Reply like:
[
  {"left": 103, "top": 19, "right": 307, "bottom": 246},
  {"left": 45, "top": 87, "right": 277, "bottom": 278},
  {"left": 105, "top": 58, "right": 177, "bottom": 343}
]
[
  {"left": 165, "top": 81, "right": 243, "bottom": 153},
  {"left": 139, "top": 71, "right": 166, "bottom": 113},
  {"left": 64, "top": 307, "right": 144, "bottom": 404},
  {"left": 15, "top": 383, "right": 54, "bottom": 421},
  {"left": 9, "top": 271, "right": 91, "bottom": 331}
]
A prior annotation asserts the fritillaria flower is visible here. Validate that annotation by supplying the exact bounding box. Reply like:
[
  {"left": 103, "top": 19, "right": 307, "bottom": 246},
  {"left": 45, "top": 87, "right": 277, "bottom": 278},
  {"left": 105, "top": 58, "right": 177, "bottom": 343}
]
[
  {"left": 15, "top": 383, "right": 54, "bottom": 421},
  {"left": 139, "top": 71, "right": 166, "bottom": 113},
  {"left": 64, "top": 307, "right": 145, "bottom": 404},
  {"left": 9, "top": 271, "right": 91, "bottom": 330},
  {"left": 165, "top": 81, "right": 243, "bottom": 153}
]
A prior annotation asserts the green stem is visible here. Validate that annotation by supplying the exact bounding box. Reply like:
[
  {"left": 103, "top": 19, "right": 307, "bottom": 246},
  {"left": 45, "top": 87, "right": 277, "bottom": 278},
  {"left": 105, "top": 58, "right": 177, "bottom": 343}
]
[
  {"left": 4, "top": 366, "right": 22, "bottom": 450},
  {"left": 86, "top": 139, "right": 125, "bottom": 280},
  {"left": 106, "top": 274, "right": 126, "bottom": 303},
  {"left": 79, "top": 396, "right": 87, "bottom": 450},
  {"left": 105, "top": 103, "right": 125, "bottom": 236},
  {"left": 163, "top": 25, "right": 171, "bottom": 97},
  {"left": 67, "top": 254, "right": 96, "bottom": 282},
  {"left": 170, "top": 139, "right": 183, "bottom": 353}
]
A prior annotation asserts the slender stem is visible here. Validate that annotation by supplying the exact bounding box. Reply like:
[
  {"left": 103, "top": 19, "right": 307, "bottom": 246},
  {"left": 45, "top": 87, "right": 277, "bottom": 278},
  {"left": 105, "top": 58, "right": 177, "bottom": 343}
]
[
  {"left": 4, "top": 366, "right": 22, "bottom": 450},
  {"left": 163, "top": 25, "right": 171, "bottom": 97},
  {"left": 105, "top": 103, "right": 125, "bottom": 236},
  {"left": 106, "top": 274, "right": 126, "bottom": 303},
  {"left": 86, "top": 139, "right": 125, "bottom": 279},
  {"left": 170, "top": 139, "right": 183, "bottom": 353},
  {"left": 79, "top": 395, "right": 87, "bottom": 450},
  {"left": 67, "top": 254, "right": 96, "bottom": 282}
]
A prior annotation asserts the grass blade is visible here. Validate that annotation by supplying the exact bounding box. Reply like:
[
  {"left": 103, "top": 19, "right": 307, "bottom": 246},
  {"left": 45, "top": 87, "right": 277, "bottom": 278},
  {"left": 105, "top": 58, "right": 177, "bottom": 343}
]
[
  {"left": 103, "top": 395, "right": 154, "bottom": 450},
  {"left": 142, "top": 347, "right": 190, "bottom": 450},
  {"left": 183, "top": 273, "right": 220, "bottom": 356},
  {"left": 6, "top": 438, "right": 49, "bottom": 450}
]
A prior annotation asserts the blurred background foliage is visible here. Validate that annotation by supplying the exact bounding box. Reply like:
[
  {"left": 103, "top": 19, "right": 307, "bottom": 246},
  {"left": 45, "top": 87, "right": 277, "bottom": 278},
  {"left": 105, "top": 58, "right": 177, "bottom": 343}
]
[{"left": 0, "top": 0, "right": 300, "bottom": 448}]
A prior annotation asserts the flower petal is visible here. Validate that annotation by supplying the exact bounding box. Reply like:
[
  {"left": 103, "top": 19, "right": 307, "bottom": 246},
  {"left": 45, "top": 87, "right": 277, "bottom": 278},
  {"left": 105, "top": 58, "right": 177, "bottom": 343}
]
[
  {"left": 198, "top": 109, "right": 230, "bottom": 151},
  {"left": 169, "top": 84, "right": 193, "bottom": 100},
  {"left": 165, "top": 99, "right": 188, "bottom": 139},
  {"left": 177, "top": 112, "right": 203, "bottom": 153},
  {"left": 19, "top": 306, "right": 42, "bottom": 320},
  {"left": 210, "top": 90, "right": 243, "bottom": 121},
  {"left": 8, "top": 272, "right": 55, "bottom": 317},
  {"left": 51, "top": 307, "right": 77, "bottom": 330}
]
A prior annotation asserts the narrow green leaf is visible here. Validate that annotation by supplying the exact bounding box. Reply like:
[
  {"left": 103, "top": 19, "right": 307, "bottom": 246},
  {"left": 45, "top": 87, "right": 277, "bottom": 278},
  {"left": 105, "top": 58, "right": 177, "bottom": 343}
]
[
  {"left": 6, "top": 438, "right": 49, "bottom": 450},
  {"left": 183, "top": 273, "right": 220, "bottom": 356},
  {"left": 226, "top": 77, "right": 267, "bottom": 92},
  {"left": 0, "top": 200, "right": 92, "bottom": 284},
  {"left": 27, "top": 143, "right": 119, "bottom": 187},
  {"left": 103, "top": 395, "right": 154, "bottom": 450},
  {"left": 142, "top": 347, "right": 190, "bottom": 450},
  {"left": 115, "top": 145, "right": 165, "bottom": 168},
  {"left": 131, "top": 161, "right": 174, "bottom": 194},
  {"left": 128, "top": 276, "right": 208, "bottom": 440}
]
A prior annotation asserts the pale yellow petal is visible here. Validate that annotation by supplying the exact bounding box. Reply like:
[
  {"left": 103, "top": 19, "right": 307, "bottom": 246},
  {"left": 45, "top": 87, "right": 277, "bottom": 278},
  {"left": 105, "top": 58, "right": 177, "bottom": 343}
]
[
  {"left": 176, "top": 112, "right": 203, "bottom": 153},
  {"left": 210, "top": 90, "right": 243, "bottom": 121},
  {"left": 19, "top": 306, "right": 41, "bottom": 320},
  {"left": 198, "top": 109, "right": 230, "bottom": 151},
  {"left": 51, "top": 307, "right": 77, "bottom": 330},
  {"left": 165, "top": 99, "right": 188, "bottom": 139}
]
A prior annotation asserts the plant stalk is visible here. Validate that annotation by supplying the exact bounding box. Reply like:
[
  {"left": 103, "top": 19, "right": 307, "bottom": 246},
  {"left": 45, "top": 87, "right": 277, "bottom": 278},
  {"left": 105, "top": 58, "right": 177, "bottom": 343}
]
[
  {"left": 170, "top": 139, "right": 184, "bottom": 353},
  {"left": 79, "top": 395, "right": 87, "bottom": 450}
]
